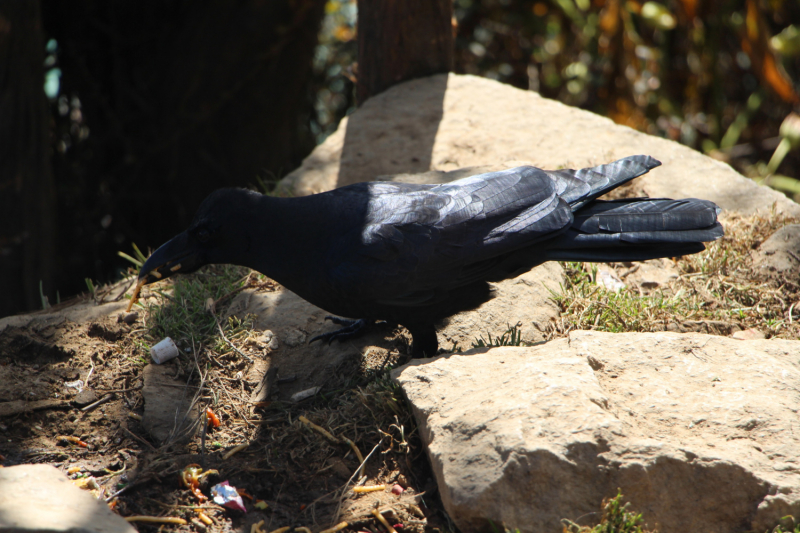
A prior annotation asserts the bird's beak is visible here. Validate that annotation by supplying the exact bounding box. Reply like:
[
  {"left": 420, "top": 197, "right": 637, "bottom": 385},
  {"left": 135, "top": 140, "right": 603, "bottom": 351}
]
[{"left": 138, "top": 231, "right": 204, "bottom": 285}]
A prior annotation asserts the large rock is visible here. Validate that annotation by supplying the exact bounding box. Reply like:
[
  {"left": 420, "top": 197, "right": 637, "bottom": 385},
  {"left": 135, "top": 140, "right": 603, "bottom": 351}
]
[
  {"left": 278, "top": 74, "right": 800, "bottom": 217},
  {"left": 392, "top": 330, "right": 800, "bottom": 533},
  {"left": 0, "top": 464, "right": 137, "bottom": 533},
  {"left": 0, "top": 299, "right": 129, "bottom": 335},
  {"left": 754, "top": 224, "right": 800, "bottom": 274}
]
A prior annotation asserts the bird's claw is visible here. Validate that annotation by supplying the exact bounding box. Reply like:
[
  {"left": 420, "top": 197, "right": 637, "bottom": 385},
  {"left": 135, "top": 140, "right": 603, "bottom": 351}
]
[
  {"left": 323, "top": 316, "right": 358, "bottom": 327},
  {"left": 309, "top": 318, "right": 372, "bottom": 345}
]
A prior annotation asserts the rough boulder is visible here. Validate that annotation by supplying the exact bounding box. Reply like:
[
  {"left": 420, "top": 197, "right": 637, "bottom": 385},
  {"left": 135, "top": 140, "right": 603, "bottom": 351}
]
[
  {"left": 392, "top": 331, "right": 800, "bottom": 533},
  {"left": 278, "top": 73, "right": 800, "bottom": 218}
]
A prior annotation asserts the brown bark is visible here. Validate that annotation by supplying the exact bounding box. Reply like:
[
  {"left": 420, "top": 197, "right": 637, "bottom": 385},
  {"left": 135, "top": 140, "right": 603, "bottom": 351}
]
[
  {"left": 357, "top": 0, "right": 453, "bottom": 103},
  {"left": 0, "top": 1, "right": 56, "bottom": 315}
]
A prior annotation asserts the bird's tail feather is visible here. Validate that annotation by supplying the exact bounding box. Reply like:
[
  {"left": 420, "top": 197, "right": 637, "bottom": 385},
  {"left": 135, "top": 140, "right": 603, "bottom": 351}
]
[
  {"left": 544, "top": 242, "right": 708, "bottom": 262},
  {"left": 543, "top": 197, "right": 723, "bottom": 262}
]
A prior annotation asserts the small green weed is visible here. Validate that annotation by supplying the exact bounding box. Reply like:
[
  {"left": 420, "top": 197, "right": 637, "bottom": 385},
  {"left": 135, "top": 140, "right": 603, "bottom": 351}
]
[
  {"left": 494, "top": 491, "right": 653, "bottom": 533},
  {"left": 118, "top": 242, "right": 148, "bottom": 273},
  {"left": 39, "top": 280, "right": 49, "bottom": 309},
  {"left": 562, "top": 490, "right": 653, "bottom": 533},
  {"left": 472, "top": 322, "right": 525, "bottom": 348},
  {"left": 84, "top": 278, "right": 96, "bottom": 299},
  {"left": 770, "top": 515, "right": 800, "bottom": 533},
  {"left": 210, "top": 314, "right": 257, "bottom": 353},
  {"left": 251, "top": 170, "right": 288, "bottom": 196},
  {"left": 552, "top": 263, "right": 688, "bottom": 333}
]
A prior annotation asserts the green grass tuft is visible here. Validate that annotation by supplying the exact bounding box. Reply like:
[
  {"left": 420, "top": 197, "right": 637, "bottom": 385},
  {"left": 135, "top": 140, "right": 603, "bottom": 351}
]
[
  {"left": 472, "top": 322, "right": 525, "bottom": 348},
  {"left": 550, "top": 211, "right": 800, "bottom": 340},
  {"left": 770, "top": 516, "right": 800, "bottom": 533},
  {"left": 144, "top": 265, "right": 249, "bottom": 345}
]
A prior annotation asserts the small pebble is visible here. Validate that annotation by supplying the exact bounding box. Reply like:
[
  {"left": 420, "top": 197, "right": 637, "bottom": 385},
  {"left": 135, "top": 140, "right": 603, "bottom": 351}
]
[
  {"left": 391, "top": 484, "right": 404, "bottom": 495},
  {"left": 73, "top": 389, "right": 98, "bottom": 407},
  {"left": 118, "top": 312, "right": 139, "bottom": 325},
  {"left": 731, "top": 328, "right": 765, "bottom": 340}
]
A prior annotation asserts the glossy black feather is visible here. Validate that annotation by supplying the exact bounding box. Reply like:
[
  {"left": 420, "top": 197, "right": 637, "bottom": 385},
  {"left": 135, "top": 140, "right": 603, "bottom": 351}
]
[{"left": 140, "top": 155, "right": 724, "bottom": 356}]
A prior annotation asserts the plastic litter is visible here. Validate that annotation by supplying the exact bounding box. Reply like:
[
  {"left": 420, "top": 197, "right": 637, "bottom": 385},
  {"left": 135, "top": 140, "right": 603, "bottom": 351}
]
[
  {"left": 211, "top": 481, "right": 246, "bottom": 512},
  {"left": 150, "top": 337, "right": 180, "bottom": 364},
  {"left": 291, "top": 386, "right": 321, "bottom": 403}
]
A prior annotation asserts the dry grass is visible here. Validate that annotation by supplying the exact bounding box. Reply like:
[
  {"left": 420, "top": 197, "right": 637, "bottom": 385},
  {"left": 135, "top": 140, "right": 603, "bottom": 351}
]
[
  {"left": 549, "top": 209, "right": 800, "bottom": 340},
  {"left": 110, "top": 264, "right": 430, "bottom": 531}
]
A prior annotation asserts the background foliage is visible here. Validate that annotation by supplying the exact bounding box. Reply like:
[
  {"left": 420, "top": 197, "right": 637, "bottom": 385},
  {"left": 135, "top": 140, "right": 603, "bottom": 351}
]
[
  {"left": 19, "top": 0, "right": 800, "bottom": 315},
  {"left": 316, "top": 0, "right": 800, "bottom": 190}
]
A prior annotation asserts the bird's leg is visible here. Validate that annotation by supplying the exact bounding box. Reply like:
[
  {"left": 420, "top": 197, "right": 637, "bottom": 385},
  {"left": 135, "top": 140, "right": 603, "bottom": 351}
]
[
  {"left": 407, "top": 324, "right": 439, "bottom": 358},
  {"left": 309, "top": 317, "right": 376, "bottom": 345}
]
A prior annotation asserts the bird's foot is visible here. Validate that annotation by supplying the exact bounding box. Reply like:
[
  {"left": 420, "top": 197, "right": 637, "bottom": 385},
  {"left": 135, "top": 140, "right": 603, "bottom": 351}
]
[
  {"left": 309, "top": 317, "right": 376, "bottom": 345},
  {"left": 408, "top": 324, "right": 439, "bottom": 358}
]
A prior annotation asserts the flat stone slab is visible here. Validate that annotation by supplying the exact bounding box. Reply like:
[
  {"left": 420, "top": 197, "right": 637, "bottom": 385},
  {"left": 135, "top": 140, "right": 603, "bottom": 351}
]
[
  {"left": 392, "top": 330, "right": 800, "bottom": 533},
  {"left": 0, "top": 289, "right": 131, "bottom": 335},
  {"left": 0, "top": 464, "right": 136, "bottom": 533},
  {"left": 141, "top": 364, "right": 200, "bottom": 444},
  {"left": 278, "top": 73, "right": 800, "bottom": 218}
]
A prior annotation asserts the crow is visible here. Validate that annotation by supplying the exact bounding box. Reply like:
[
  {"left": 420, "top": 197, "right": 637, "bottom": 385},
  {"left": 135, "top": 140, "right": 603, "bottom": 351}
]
[{"left": 134, "top": 155, "right": 723, "bottom": 356}]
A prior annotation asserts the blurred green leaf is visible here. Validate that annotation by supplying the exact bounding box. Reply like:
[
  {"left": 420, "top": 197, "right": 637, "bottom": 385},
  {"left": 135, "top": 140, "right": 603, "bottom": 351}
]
[
  {"left": 720, "top": 91, "right": 764, "bottom": 150},
  {"left": 640, "top": 2, "right": 676, "bottom": 30},
  {"left": 771, "top": 25, "right": 800, "bottom": 57},
  {"left": 765, "top": 175, "right": 800, "bottom": 194}
]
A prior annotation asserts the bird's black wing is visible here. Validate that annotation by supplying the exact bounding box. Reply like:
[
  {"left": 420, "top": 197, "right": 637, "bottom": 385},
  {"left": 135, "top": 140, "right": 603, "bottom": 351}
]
[
  {"left": 543, "top": 155, "right": 661, "bottom": 210},
  {"left": 325, "top": 167, "right": 573, "bottom": 306}
]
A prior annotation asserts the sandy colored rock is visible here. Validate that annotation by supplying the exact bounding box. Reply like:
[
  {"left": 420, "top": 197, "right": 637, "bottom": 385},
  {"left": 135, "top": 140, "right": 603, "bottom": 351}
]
[
  {"left": 0, "top": 464, "right": 136, "bottom": 533},
  {"left": 754, "top": 224, "right": 800, "bottom": 274},
  {"left": 621, "top": 257, "right": 680, "bottom": 290},
  {"left": 392, "top": 330, "right": 800, "bottom": 533},
  {"left": 438, "top": 262, "right": 563, "bottom": 350},
  {"left": 279, "top": 74, "right": 800, "bottom": 218},
  {"left": 731, "top": 327, "right": 766, "bottom": 340},
  {"left": 0, "top": 282, "right": 137, "bottom": 335}
]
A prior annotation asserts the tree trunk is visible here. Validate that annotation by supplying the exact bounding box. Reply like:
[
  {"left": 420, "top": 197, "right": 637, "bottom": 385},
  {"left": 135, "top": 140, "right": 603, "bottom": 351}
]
[
  {"left": 0, "top": 1, "right": 56, "bottom": 315},
  {"left": 357, "top": 0, "right": 453, "bottom": 103}
]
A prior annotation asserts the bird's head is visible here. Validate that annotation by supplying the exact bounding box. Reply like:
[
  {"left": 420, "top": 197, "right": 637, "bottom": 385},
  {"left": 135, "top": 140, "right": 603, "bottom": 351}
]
[{"left": 137, "top": 188, "right": 261, "bottom": 286}]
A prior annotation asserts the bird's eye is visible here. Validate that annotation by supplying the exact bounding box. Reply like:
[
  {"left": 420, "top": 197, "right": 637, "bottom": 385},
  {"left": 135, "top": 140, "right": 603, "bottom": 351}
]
[{"left": 197, "top": 228, "right": 211, "bottom": 243}]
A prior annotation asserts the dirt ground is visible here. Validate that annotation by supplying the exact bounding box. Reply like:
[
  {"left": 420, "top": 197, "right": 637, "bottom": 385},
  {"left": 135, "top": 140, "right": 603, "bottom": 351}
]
[{"left": 0, "top": 290, "right": 445, "bottom": 533}]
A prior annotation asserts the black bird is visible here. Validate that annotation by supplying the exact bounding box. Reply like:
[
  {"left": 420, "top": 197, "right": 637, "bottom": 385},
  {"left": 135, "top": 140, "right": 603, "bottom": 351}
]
[{"left": 135, "top": 155, "right": 723, "bottom": 356}]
